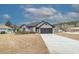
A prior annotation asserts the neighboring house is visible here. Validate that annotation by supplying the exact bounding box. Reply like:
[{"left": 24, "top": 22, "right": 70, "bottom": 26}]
[
  {"left": 66, "top": 27, "right": 79, "bottom": 32},
  {"left": 0, "top": 25, "right": 14, "bottom": 34},
  {"left": 19, "top": 24, "right": 30, "bottom": 32},
  {"left": 20, "top": 21, "right": 55, "bottom": 33},
  {"left": 54, "top": 26, "right": 63, "bottom": 33}
]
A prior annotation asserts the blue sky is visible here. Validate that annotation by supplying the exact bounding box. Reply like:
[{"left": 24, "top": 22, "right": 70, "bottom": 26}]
[{"left": 0, "top": 4, "right": 79, "bottom": 25}]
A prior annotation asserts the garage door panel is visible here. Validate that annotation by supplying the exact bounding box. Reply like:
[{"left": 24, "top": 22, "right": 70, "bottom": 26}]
[{"left": 41, "top": 28, "right": 52, "bottom": 33}]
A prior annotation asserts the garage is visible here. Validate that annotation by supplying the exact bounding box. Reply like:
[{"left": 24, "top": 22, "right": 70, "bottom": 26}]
[{"left": 41, "top": 28, "right": 52, "bottom": 33}]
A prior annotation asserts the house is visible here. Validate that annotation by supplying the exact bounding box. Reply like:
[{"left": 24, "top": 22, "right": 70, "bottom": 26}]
[
  {"left": 66, "top": 27, "right": 79, "bottom": 32},
  {"left": 20, "top": 21, "right": 55, "bottom": 33},
  {"left": 0, "top": 24, "right": 14, "bottom": 34},
  {"left": 19, "top": 24, "right": 30, "bottom": 32}
]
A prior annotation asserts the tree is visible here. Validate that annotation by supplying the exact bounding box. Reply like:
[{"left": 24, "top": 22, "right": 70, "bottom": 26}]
[{"left": 5, "top": 21, "right": 12, "bottom": 27}]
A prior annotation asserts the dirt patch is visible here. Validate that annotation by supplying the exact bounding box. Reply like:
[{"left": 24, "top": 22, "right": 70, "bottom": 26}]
[
  {"left": 0, "top": 34, "right": 49, "bottom": 54},
  {"left": 56, "top": 32, "right": 79, "bottom": 41}
]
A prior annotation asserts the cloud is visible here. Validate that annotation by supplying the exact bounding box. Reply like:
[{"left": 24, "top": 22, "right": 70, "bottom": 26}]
[
  {"left": 72, "top": 4, "right": 79, "bottom": 12},
  {"left": 23, "top": 6, "right": 79, "bottom": 24},
  {"left": 25, "top": 7, "right": 57, "bottom": 16},
  {"left": 24, "top": 7, "right": 58, "bottom": 21},
  {"left": 72, "top": 4, "right": 79, "bottom": 8},
  {"left": 66, "top": 12, "right": 79, "bottom": 18},
  {"left": 67, "top": 4, "right": 79, "bottom": 19},
  {"left": 63, "top": 12, "right": 79, "bottom": 22},
  {"left": 3, "top": 14, "right": 10, "bottom": 19}
]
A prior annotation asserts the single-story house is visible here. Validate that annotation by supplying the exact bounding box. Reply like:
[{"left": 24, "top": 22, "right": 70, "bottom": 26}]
[
  {"left": 0, "top": 24, "right": 14, "bottom": 34},
  {"left": 20, "top": 21, "right": 55, "bottom": 33},
  {"left": 66, "top": 27, "right": 79, "bottom": 32}
]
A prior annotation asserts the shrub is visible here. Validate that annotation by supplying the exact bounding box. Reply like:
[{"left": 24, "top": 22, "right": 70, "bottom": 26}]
[{"left": 0, "top": 31, "right": 6, "bottom": 34}]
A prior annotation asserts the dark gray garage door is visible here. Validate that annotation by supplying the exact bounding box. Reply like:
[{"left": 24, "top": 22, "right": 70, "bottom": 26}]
[{"left": 41, "top": 28, "right": 52, "bottom": 33}]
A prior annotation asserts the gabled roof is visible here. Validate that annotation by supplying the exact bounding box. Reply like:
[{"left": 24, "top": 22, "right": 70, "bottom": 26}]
[
  {"left": 37, "top": 21, "right": 54, "bottom": 28},
  {"left": 20, "top": 21, "right": 54, "bottom": 28},
  {"left": 27, "top": 21, "right": 54, "bottom": 27},
  {"left": 20, "top": 24, "right": 27, "bottom": 28}
]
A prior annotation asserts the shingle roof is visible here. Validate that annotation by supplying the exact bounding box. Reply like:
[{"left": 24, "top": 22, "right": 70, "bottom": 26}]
[
  {"left": 26, "top": 21, "right": 54, "bottom": 27},
  {"left": 20, "top": 24, "right": 27, "bottom": 28},
  {"left": 27, "top": 21, "right": 41, "bottom": 27}
]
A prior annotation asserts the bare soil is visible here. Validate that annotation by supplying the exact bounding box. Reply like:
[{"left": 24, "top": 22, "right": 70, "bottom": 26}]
[
  {"left": 0, "top": 34, "right": 49, "bottom": 54},
  {"left": 56, "top": 32, "right": 79, "bottom": 41}
]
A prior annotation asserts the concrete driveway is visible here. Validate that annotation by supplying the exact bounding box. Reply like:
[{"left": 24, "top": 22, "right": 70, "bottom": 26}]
[{"left": 41, "top": 34, "right": 79, "bottom": 54}]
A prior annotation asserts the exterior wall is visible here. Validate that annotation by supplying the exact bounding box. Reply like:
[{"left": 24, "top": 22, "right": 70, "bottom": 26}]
[
  {"left": 7, "top": 29, "right": 14, "bottom": 33},
  {"left": 0, "top": 28, "right": 13, "bottom": 33},
  {"left": 29, "top": 27, "right": 33, "bottom": 32},
  {"left": 28, "top": 27, "right": 36, "bottom": 32},
  {"left": 39, "top": 29, "right": 41, "bottom": 33},
  {"left": 32, "top": 27, "right": 36, "bottom": 32},
  {"left": 0, "top": 28, "right": 7, "bottom": 32},
  {"left": 20, "top": 26, "right": 30, "bottom": 32}
]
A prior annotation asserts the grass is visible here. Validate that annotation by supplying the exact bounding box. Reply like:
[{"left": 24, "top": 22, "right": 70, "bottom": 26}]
[
  {"left": 56, "top": 32, "right": 79, "bottom": 40},
  {"left": 0, "top": 34, "right": 49, "bottom": 54}
]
